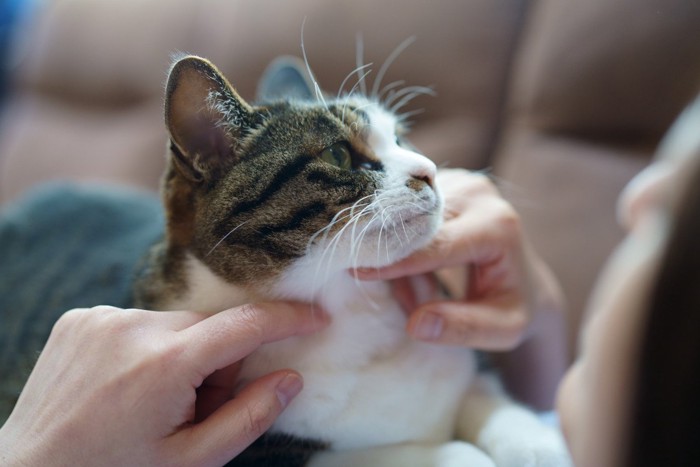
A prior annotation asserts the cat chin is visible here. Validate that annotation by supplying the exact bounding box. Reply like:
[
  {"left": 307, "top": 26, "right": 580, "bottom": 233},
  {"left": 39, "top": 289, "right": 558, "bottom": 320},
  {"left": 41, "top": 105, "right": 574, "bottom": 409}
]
[{"left": 351, "top": 227, "right": 437, "bottom": 269}]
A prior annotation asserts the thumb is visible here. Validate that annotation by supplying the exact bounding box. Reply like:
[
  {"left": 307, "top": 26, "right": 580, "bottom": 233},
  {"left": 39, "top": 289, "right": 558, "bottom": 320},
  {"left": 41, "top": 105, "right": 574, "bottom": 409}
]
[{"left": 170, "top": 370, "right": 303, "bottom": 466}]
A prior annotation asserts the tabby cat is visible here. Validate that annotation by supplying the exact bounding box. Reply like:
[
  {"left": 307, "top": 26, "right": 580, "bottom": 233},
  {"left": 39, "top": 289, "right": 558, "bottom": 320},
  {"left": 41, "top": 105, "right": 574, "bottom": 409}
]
[{"left": 134, "top": 54, "right": 571, "bottom": 467}]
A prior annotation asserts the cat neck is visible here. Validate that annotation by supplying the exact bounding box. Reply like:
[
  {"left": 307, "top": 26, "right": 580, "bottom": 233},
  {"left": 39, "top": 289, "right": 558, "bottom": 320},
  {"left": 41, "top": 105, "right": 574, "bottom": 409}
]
[
  {"left": 273, "top": 255, "right": 398, "bottom": 320},
  {"left": 170, "top": 253, "right": 397, "bottom": 321}
]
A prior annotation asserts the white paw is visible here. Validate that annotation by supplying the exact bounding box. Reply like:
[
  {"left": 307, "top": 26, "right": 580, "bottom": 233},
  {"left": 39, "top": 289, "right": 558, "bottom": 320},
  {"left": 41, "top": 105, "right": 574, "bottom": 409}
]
[
  {"left": 434, "top": 441, "right": 496, "bottom": 467},
  {"left": 487, "top": 432, "right": 572, "bottom": 467},
  {"left": 475, "top": 405, "right": 573, "bottom": 467}
]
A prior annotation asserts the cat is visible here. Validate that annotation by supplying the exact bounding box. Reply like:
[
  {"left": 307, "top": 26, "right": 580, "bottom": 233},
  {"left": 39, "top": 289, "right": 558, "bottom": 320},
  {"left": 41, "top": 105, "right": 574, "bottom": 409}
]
[{"left": 134, "top": 53, "right": 572, "bottom": 467}]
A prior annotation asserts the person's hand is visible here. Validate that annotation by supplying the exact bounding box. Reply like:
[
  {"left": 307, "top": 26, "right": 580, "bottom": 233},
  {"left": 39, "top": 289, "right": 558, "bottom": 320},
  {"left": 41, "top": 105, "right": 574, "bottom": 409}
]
[
  {"left": 0, "top": 303, "right": 328, "bottom": 466},
  {"left": 355, "top": 168, "right": 564, "bottom": 351}
]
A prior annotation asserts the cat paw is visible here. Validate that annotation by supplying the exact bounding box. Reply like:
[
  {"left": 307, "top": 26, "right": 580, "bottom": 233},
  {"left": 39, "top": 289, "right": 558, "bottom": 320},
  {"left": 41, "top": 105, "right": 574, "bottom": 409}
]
[
  {"left": 434, "top": 441, "right": 496, "bottom": 467},
  {"left": 486, "top": 433, "right": 572, "bottom": 467}
]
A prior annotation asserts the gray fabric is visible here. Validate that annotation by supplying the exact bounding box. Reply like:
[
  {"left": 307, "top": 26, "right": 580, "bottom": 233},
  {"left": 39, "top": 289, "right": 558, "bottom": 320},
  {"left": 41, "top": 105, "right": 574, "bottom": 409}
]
[{"left": 0, "top": 183, "right": 164, "bottom": 423}]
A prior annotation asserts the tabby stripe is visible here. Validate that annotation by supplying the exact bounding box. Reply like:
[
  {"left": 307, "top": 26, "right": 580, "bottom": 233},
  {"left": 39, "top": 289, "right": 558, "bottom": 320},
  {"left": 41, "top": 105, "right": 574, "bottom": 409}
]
[
  {"left": 256, "top": 201, "right": 327, "bottom": 237},
  {"left": 220, "top": 231, "right": 299, "bottom": 260},
  {"left": 232, "top": 155, "right": 314, "bottom": 216},
  {"left": 305, "top": 170, "right": 356, "bottom": 189}
]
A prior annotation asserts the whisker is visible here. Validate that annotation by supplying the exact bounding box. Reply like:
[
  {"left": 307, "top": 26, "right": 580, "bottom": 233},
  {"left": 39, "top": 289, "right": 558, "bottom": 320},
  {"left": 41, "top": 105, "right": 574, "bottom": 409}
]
[
  {"left": 355, "top": 32, "right": 369, "bottom": 96},
  {"left": 320, "top": 205, "right": 373, "bottom": 283},
  {"left": 206, "top": 220, "right": 250, "bottom": 257},
  {"left": 385, "top": 85, "right": 436, "bottom": 108},
  {"left": 371, "top": 36, "right": 416, "bottom": 99},
  {"left": 337, "top": 63, "right": 373, "bottom": 99},
  {"left": 341, "top": 69, "right": 373, "bottom": 123},
  {"left": 309, "top": 196, "right": 374, "bottom": 285},
  {"left": 301, "top": 17, "right": 327, "bottom": 109},
  {"left": 378, "top": 80, "right": 406, "bottom": 102},
  {"left": 390, "top": 91, "right": 434, "bottom": 114},
  {"left": 396, "top": 108, "right": 425, "bottom": 123}
]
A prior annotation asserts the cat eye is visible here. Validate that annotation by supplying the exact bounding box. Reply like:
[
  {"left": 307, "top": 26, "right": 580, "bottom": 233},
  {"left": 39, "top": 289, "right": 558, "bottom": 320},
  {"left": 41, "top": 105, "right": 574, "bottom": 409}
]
[{"left": 320, "top": 142, "right": 352, "bottom": 170}]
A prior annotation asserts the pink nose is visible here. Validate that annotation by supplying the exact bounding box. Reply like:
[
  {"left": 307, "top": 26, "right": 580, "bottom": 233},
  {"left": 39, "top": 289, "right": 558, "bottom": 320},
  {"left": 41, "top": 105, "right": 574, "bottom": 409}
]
[{"left": 407, "top": 166, "right": 436, "bottom": 191}]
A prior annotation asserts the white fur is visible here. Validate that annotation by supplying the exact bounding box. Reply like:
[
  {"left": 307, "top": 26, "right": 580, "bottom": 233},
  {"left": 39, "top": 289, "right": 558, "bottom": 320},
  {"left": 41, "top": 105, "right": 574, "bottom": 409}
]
[{"left": 165, "top": 103, "right": 571, "bottom": 465}]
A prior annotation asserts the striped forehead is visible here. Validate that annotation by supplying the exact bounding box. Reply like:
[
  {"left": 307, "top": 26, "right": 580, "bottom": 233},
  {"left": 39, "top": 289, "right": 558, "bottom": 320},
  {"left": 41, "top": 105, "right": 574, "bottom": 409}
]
[{"left": 329, "top": 100, "right": 398, "bottom": 138}]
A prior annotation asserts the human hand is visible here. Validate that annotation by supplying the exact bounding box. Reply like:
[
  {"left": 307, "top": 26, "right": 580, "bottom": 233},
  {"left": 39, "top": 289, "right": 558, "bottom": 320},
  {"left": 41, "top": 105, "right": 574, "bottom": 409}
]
[
  {"left": 355, "top": 168, "right": 563, "bottom": 351},
  {"left": 0, "top": 303, "right": 328, "bottom": 466}
]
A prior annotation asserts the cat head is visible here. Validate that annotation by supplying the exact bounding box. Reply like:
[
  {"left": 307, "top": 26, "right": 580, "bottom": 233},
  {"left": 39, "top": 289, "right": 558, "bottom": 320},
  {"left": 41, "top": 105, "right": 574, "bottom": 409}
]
[{"left": 162, "top": 55, "right": 442, "bottom": 289}]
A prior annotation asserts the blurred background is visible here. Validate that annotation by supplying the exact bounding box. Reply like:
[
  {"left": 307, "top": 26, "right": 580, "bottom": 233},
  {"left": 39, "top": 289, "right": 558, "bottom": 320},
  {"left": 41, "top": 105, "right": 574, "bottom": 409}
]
[{"left": 0, "top": 0, "right": 699, "bottom": 357}]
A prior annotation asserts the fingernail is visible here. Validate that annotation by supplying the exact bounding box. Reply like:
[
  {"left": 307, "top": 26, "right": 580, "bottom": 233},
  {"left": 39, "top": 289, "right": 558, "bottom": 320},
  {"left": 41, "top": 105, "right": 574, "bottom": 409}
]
[
  {"left": 411, "top": 311, "right": 444, "bottom": 341},
  {"left": 350, "top": 267, "right": 379, "bottom": 279},
  {"left": 276, "top": 373, "right": 303, "bottom": 408}
]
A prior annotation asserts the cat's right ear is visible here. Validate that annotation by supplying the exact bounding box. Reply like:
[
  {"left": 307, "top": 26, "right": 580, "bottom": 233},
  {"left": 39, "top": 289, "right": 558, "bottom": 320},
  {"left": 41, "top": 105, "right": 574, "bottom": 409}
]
[
  {"left": 165, "top": 55, "right": 255, "bottom": 183},
  {"left": 257, "top": 56, "right": 315, "bottom": 102}
]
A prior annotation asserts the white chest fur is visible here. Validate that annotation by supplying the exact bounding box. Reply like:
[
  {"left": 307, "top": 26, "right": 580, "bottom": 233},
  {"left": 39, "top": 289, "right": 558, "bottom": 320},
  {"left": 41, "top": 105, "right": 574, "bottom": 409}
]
[
  {"left": 169, "top": 255, "right": 476, "bottom": 450},
  {"left": 245, "top": 271, "right": 476, "bottom": 449}
]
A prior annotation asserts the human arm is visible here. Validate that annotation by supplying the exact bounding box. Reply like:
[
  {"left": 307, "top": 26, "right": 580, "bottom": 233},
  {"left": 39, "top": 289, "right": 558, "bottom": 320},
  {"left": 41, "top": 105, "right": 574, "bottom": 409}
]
[
  {"left": 0, "top": 303, "right": 328, "bottom": 466},
  {"left": 355, "top": 168, "right": 569, "bottom": 409}
]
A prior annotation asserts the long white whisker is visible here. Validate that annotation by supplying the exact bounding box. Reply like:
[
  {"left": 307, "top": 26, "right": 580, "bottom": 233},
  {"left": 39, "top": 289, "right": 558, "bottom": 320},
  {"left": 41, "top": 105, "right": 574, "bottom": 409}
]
[
  {"left": 391, "top": 90, "right": 435, "bottom": 114},
  {"left": 309, "top": 196, "right": 375, "bottom": 285},
  {"left": 398, "top": 210, "right": 410, "bottom": 243},
  {"left": 308, "top": 199, "right": 370, "bottom": 248},
  {"left": 371, "top": 36, "right": 416, "bottom": 98},
  {"left": 355, "top": 32, "right": 369, "bottom": 97},
  {"left": 337, "top": 63, "right": 373, "bottom": 99},
  {"left": 205, "top": 220, "right": 250, "bottom": 257},
  {"left": 397, "top": 108, "right": 425, "bottom": 123},
  {"left": 385, "top": 85, "right": 436, "bottom": 107},
  {"left": 349, "top": 200, "right": 380, "bottom": 263},
  {"left": 378, "top": 80, "right": 406, "bottom": 102},
  {"left": 321, "top": 205, "right": 374, "bottom": 282},
  {"left": 342, "top": 69, "right": 373, "bottom": 123},
  {"left": 301, "top": 17, "right": 327, "bottom": 109}
]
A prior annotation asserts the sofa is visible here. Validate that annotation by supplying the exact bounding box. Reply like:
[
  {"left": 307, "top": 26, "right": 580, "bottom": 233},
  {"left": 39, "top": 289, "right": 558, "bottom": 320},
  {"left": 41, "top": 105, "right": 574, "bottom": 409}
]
[{"left": 1, "top": 0, "right": 699, "bottom": 369}]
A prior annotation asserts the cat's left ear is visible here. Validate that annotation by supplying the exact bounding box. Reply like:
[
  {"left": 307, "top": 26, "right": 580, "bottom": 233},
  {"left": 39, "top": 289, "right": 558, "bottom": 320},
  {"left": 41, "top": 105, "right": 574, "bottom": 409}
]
[
  {"left": 165, "top": 55, "right": 256, "bottom": 183},
  {"left": 257, "top": 56, "right": 315, "bottom": 102}
]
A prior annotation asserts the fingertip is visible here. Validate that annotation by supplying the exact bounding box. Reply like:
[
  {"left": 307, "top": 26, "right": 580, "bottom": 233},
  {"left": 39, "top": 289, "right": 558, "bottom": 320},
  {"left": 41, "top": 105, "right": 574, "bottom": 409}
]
[
  {"left": 407, "top": 309, "right": 445, "bottom": 341},
  {"left": 275, "top": 371, "right": 304, "bottom": 408},
  {"left": 350, "top": 267, "right": 382, "bottom": 280},
  {"left": 301, "top": 304, "right": 332, "bottom": 334},
  {"left": 175, "top": 370, "right": 302, "bottom": 465}
]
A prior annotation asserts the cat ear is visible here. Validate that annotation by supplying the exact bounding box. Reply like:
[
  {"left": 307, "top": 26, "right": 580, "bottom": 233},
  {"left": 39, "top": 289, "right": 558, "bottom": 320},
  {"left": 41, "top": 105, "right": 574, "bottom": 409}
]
[
  {"left": 257, "top": 56, "right": 315, "bottom": 102},
  {"left": 165, "top": 55, "right": 255, "bottom": 182}
]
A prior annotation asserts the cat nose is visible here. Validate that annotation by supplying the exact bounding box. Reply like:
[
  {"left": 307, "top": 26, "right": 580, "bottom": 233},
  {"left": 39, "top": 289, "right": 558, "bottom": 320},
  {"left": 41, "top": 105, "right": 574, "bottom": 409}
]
[{"left": 407, "top": 165, "right": 436, "bottom": 191}]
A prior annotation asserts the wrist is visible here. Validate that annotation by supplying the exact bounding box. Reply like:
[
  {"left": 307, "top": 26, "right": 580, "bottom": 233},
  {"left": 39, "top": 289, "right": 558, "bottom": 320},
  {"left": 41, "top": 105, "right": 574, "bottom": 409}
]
[
  {"left": 0, "top": 419, "right": 54, "bottom": 467},
  {"left": 0, "top": 428, "right": 29, "bottom": 466}
]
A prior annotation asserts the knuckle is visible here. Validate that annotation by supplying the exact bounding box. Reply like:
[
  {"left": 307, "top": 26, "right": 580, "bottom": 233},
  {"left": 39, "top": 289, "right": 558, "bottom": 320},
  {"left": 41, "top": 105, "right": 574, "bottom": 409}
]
[
  {"left": 243, "top": 402, "right": 274, "bottom": 442},
  {"left": 448, "top": 315, "right": 487, "bottom": 347},
  {"left": 492, "top": 202, "right": 522, "bottom": 239},
  {"left": 54, "top": 305, "right": 118, "bottom": 332},
  {"left": 231, "top": 304, "right": 266, "bottom": 343}
]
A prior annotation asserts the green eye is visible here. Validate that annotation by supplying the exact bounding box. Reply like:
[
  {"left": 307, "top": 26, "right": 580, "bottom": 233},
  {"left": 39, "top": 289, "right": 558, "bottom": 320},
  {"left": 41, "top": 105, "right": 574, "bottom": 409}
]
[{"left": 320, "top": 143, "right": 352, "bottom": 170}]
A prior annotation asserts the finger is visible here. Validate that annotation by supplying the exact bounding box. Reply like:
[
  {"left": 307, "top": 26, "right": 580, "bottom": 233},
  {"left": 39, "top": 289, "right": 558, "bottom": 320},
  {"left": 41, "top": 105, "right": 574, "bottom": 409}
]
[
  {"left": 157, "top": 309, "right": 217, "bottom": 331},
  {"left": 391, "top": 277, "right": 417, "bottom": 316},
  {"left": 180, "top": 302, "right": 329, "bottom": 377},
  {"left": 390, "top": 274, "right": 440, "bottom": 316},
  {"left": 355, "top": 198, "right": 520, "bottom": 281},
  {"left": 194, "top": 362, "right": 243, "bottom": 423},
  {"left": 171, "top": 370, "right": 303, "bottom": 466},
  {"left": 406, "top": 295, "right": 528, "bottom": 350}
]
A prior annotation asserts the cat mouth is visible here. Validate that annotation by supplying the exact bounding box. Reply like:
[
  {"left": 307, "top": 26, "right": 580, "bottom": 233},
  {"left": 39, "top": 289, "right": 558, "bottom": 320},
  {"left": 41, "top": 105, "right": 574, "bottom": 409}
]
[{"left": 363, "top": 205, "right": 439, "bottom": 235}]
